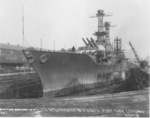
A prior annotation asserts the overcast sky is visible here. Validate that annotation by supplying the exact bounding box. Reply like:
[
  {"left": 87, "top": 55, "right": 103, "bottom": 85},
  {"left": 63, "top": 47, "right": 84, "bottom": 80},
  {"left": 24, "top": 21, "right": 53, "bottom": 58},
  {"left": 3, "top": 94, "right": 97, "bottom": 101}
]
[{"left": 0, "top": 0, "right": 149, "bottom": 59}]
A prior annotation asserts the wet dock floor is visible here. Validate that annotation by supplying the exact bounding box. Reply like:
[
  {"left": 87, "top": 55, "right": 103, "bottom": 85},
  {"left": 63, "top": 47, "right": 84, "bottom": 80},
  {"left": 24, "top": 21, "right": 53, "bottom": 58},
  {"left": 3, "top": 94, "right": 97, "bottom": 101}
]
[{"left": 0, "top": 88, "right": 149, "bottom": 117}]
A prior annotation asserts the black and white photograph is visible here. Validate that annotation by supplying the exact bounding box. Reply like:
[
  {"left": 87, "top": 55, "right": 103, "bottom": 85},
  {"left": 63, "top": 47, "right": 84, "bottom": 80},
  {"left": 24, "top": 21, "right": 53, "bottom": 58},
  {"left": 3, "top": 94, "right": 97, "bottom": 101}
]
[{"left": 0, "top": 0, "right": 149, "bottom": 117}]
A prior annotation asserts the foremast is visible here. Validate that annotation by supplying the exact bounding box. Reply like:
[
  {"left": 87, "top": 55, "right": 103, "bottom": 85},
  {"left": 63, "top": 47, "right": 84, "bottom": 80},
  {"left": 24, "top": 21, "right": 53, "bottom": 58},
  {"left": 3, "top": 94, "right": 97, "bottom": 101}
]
[{"left": 93, "top": 10, "right": 113, "bottom": 52}]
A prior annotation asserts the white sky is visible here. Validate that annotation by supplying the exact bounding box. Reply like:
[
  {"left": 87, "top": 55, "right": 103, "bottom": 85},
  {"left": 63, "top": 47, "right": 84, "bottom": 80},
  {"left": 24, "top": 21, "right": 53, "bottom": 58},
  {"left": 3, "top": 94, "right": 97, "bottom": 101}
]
[{"left": 0, "top": 0, "right": 149, "bottom": 59}]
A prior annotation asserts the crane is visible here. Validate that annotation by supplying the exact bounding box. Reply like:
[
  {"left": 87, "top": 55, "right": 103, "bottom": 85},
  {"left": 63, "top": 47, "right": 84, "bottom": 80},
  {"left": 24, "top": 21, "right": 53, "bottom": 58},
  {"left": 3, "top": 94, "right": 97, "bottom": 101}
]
[
  {"left": 129, "top": 41, "right": 141, "bottom": 65},
  {"left": 129, "top": 41, "right": 149, "bottom": 69}
]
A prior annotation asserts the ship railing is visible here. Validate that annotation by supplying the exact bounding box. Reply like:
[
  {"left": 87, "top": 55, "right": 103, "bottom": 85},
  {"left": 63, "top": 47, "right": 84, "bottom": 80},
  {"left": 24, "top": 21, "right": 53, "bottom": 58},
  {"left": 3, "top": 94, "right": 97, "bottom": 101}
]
[{"left": 27, "top": 47, "right": 51, "bottom": 52}]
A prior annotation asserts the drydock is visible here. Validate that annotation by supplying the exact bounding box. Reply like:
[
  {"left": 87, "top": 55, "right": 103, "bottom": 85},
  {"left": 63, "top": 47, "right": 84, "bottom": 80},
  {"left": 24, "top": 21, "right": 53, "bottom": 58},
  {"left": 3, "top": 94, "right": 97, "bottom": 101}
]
[
  {"left": 0, "top": 10, "right": 149, "bottom": 99},
  {"left": 0, "top": 9, "right": 149, "bottom": 117},
  {"left": 22, "top": 10, "right": 149, "bottom": 98},
  {"left": 23, "top": 10, "right": 128, "bottom": 97}
]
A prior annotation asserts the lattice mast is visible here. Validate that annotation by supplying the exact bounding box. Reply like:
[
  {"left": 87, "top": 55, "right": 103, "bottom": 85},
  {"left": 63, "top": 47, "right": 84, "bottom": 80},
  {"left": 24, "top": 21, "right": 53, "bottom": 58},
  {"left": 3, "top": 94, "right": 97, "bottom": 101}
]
[
  {"left": 90, "top": 10, "right": 112, "bottom": 46},
  {"left": 94, "top": 10, "right": 106, "bottom": 44}
]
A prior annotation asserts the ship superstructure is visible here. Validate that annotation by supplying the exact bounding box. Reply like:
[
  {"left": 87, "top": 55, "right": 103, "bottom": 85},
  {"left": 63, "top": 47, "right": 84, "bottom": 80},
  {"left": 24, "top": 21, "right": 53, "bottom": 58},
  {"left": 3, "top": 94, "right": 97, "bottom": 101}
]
[{"left": 77, "top": 10, "right": 125, "bottom": 65}]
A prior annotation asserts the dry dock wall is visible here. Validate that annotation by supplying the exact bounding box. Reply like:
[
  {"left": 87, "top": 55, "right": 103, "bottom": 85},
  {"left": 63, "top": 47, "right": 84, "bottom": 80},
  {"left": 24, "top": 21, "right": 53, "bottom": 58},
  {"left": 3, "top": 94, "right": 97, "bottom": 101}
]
[
  {"left": 0, "top": 72, "right": 43, "bottom": 99},
  {"left": 0, "top": 67, "right": 149, "bottom": 99}
]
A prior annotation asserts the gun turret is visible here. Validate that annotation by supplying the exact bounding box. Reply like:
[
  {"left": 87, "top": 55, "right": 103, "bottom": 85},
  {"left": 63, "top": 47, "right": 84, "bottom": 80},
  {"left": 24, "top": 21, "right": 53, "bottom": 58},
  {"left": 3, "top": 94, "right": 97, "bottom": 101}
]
[
  {"left": 86, "top": 38, "right": 94, "bottom": 48},
  {"left": 91, "top": 38, "right": 98, "bottom": 48},
  {"left": 82, "top": 38, "right": 88, "bottom": 46}
]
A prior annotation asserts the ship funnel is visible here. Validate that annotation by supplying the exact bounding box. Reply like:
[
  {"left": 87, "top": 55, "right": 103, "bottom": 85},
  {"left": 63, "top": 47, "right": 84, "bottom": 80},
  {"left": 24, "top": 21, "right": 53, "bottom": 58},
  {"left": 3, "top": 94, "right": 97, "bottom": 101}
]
[{"left": 86, "top": 38, "right": 94, "bottom": 48}]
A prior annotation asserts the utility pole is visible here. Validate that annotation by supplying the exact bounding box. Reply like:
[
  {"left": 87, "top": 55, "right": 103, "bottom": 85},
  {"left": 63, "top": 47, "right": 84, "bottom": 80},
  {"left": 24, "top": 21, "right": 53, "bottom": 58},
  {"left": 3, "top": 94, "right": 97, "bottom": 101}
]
[
  {"left": 22, "top": 5, "right": 24, "bottom": 47},
  {"left": 40, "top": 38, "right": 42, "bottom": 49},
  {"left": 54, "top": 40, "right": 55, "bottom": 51},
  {"left": 65, "top": 41, "right": 66, "bottom": 50}
]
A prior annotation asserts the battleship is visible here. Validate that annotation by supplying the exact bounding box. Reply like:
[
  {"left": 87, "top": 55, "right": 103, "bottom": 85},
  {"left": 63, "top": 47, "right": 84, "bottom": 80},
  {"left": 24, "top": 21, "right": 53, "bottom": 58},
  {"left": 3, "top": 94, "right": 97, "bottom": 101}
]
[{"left": 23, "top": 10, "right": 130, "bottom": 97}]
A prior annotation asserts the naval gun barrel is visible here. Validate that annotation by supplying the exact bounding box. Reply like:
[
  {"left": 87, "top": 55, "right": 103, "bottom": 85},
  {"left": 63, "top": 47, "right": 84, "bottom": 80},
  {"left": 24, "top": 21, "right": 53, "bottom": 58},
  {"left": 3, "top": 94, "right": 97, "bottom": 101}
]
[
  {"left": 86, "top": 38, "right": 94, "bottom": 48},
  {"left": 91, "top": 38, "right": 98, "bottom": 48},
  {"left": 82, "top": 38, "right": 88, "bottom": 46}
]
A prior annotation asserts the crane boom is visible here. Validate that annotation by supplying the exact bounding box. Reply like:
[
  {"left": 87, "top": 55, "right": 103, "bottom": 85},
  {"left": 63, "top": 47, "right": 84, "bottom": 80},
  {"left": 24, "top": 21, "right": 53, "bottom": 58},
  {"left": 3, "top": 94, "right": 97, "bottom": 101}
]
[{"left": 129, "top": 41, "right": 141, "bottom": 64}]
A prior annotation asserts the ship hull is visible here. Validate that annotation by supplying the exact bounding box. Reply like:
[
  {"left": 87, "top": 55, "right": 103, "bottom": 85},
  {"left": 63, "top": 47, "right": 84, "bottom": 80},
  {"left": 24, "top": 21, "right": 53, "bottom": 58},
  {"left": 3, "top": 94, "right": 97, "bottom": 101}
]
[{"left": 23, "top": 50, "right": 127, "bottom": 96}]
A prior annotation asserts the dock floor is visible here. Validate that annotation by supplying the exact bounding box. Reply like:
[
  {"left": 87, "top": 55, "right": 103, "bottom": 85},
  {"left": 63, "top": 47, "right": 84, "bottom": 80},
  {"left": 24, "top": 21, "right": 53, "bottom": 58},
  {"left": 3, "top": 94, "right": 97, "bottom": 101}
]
[{"left": 0, "top": 88, "right": 149, "bottom": 117}]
